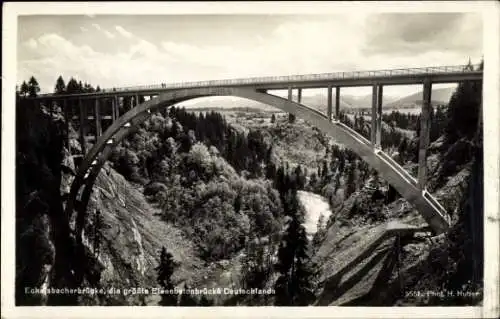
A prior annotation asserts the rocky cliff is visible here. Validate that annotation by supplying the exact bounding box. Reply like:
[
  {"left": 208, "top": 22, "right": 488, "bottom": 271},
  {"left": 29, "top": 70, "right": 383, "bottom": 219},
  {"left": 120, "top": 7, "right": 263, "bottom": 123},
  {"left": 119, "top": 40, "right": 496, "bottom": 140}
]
[
  {"left": 313, "top": 135, "right": 483, "bottom": 306},
  {"left": 16, "top": 101, "right": 71, "bottom": 305},
  {"left": 72, "top": 162, "right": 205, "bottom": 305}
]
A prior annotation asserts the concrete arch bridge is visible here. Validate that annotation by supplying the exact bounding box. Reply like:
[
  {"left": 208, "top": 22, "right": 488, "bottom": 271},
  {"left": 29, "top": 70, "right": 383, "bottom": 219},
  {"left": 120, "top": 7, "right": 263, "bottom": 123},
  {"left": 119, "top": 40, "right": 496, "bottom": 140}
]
[{"left": 30, "top": 64, "right": 482, "bottom": 246}]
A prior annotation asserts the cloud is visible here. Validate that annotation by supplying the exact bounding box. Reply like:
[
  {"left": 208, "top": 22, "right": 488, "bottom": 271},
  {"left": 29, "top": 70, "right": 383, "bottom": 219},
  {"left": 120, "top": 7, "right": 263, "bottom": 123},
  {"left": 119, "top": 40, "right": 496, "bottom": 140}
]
[
  {"left": 362, "top": 13, "right": 482, "bottom": 56},
  {"left": 80, "top": 26, "right": 88, "bottom": 32},
  {"left": 18, "top": 33, "right": 183, "bottom": 92},
  {"left": 24, "top": 38, "right": 37, "bottom": 49},
  {"left": 17, "top": 14, "right": 483, "bottom": 94},
  {"left": 115, "top": 25, "right": 133, "bottom": 38},
  {"left": 89, "top": 23, "right": 117, "bottom": 39},
  {"left": 103, "top": 30, "right": 115, "bottom": 39}
]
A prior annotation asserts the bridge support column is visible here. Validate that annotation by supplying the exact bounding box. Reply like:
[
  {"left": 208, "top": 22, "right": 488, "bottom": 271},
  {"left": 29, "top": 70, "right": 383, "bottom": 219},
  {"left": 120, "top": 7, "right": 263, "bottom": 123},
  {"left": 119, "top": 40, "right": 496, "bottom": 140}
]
[
  {"left": 111, "top": 97, "right": 116, "bottom": 121},
  {"left": 327, "top": 85, "right": 333, "bottom": 121},
  {"left": 287, "top": 87, "right": 293, "bottom": 101},
  {"left": 297, "top": 88, "right": 302, "bottom": 104},
  {"left": 94, "top": 98, "right": 102, "bottom": 137},
  {"left": 135, "top": 94, "right": 139, "bottom": 106},
  {"left": 78, "top": 99, "right": 87, "bottom": 155},
  {"left": 371, "top": 84, "right": 378, "bottom": 147},
  {"left": 115, "top": 96, "right": 120, "bottom": 119},
  {"left": 376, "top": 85, "right": 383, "bottom": 147},
  {"left": 63, "top": 99, "right": 71, "bottom": 155},
  {"left": 418, "top": 79, "right": 432, "bottom": 189},
  {"left": 335, "top": 86, "right": 340, "bottom": 120}
]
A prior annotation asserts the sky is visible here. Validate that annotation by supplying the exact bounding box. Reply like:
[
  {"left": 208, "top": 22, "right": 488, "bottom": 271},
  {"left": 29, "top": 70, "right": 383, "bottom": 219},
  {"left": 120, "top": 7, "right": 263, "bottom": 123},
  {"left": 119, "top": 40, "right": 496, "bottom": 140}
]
[{"left": 17, "top": 12, "right": 483, "bottom": 96}]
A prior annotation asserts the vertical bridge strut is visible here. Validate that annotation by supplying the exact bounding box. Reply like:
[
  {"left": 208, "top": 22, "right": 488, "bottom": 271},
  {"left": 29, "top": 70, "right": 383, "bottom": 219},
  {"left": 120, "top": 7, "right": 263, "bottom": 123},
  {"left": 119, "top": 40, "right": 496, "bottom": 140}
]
[
  {"left": 418, "top": 79, "right": 432, "bottom": 190},
  {"left": 376, "top": 84, "right": 383, "bottom": 148},
  {"left": 371, "top": 84, "right": 378, "bottom": 146},
  {"left": 327, "top": 85, "right": 333, "bottom": 121},
  {"left": 94, "top": 98, "right": 102, "bottom": 137},
  {"left": 78, "top": 98, "right": 87, "bottom": 155},
  {"left": 335, "top": 86, "right": 340, "bottom": 120}
]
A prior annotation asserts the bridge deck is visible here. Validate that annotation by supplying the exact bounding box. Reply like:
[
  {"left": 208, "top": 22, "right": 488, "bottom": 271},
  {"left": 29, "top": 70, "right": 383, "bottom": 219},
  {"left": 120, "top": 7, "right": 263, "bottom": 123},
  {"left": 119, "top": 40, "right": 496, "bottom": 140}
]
[{"left": 34, "top": 64, "right": 482, "bottom": 99}]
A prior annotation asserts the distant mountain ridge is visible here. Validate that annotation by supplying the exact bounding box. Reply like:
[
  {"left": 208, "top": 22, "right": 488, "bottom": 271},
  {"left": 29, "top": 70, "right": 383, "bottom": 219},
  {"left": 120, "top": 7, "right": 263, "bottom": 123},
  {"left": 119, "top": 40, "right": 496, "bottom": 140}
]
[
  {"left": 386, "top": 87, "right": 456, "bottom": 108},
  {"left": 177, "top": 87, "right": 456, "bottom": 112}
]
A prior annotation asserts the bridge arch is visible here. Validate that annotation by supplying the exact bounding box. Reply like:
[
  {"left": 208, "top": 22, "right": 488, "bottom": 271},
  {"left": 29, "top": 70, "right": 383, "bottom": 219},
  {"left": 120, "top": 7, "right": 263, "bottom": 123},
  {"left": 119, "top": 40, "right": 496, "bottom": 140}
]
[{"left": 67, "top": 87, "right": 450, "bottom": 243}]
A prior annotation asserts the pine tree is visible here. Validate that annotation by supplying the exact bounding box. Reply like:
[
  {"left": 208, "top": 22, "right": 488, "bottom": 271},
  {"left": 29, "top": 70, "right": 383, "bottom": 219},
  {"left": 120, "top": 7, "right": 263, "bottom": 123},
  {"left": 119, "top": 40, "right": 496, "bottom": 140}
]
[
  {"left": 445, "top": 62, "right": 482, "bottom": 144},
  {"left": 242, "top": 237, "right": 270, "bottom": 291},
  {"left": 54, "top": 75, "right": 66, "bottom": 94},
  {"left": 345, "top": 163, "right": 356, "bottom": 198},
  {"left": 66, "top": 78, "right": 79, "bottom": 94},
  {"left": 308, "top": 172, "right": 318, "bottom": 191},
  {"left": 155, "top": 247, "right": 178, "bottom": 306},
  {"left": 274, "top": 191, "right": 316, "bottom": 306},
  {"left": 333, "top": 171, "right": 341, "bottom": 194},
  {"left": 20, "top": 81, "right": 29, "bottom": 97},
  {"left": 266, "top": 161, "right": 277, "bottom": 181},
  {"left": 312, "top": 213, "right": 326, "bottom": 248},
  {"left": 271, "top": 113, "right": 276, "bottom": 123},
  {"left": 386, "top": 185, "right": 399, "bottom": 204},
  {"left": 92, "top": 210, "right": 103, "bottom": 256},
  {"left": 370, "top": 170, "right": 380, "bottom": 189},
  {"left": 321, "top": 160, "right": 328, "bottom": 180},
  {"left": 294, "top": 165, "right": 306, "bottom": 189},
  {"left": 27, "top": 76, "right": 40, "bottom": 97}
]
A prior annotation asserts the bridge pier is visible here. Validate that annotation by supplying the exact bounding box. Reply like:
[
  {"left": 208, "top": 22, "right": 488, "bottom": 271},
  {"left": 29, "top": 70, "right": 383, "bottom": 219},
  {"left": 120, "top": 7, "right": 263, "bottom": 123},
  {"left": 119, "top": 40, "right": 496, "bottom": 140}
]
[
  {"left": 111, "top": 97, "right": 116, "bottom": 121},
  {"left": 327, "top": 85, "right": 333, "bottom": 121},
  {"left": 94, "top": 98, "right": 102, "bottom": 137},
  {"left": 418, "top": 79, "right": 432, "bottom": 189},
  {"left": 116, "top": 96, "right": 120, "bottom": 118},
  {"left": 78, "top": 98, "right": 87, "bottom": 155},
  {"left": 63, "top": 99, "right": 71, "bottom": 155},
  {"left": 371, "top": 84, "right": 378, "bottom": 147},
  {"left": 287, "top": 87, "right": 293, "bottom": 101},
  {"left": 335, "top": 86, "right": 340, "bottom": 120},
  {"left": 376, "top": 84, "right": 383, "bottom": 147},
  {"left": 297, "top": 88, "right": 302, "bottom": 104}
]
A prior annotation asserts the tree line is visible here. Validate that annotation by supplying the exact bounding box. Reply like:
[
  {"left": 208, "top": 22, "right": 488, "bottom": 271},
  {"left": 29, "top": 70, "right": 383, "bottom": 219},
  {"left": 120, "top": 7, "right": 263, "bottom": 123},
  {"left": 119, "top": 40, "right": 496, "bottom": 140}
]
[{"left": 17, "top": 75, "right": 102, "bottom": 98}]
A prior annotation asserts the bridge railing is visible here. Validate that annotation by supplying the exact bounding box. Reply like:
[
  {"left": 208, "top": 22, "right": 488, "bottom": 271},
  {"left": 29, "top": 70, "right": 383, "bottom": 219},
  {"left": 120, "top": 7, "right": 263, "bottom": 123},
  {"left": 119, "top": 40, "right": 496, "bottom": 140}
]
[
  {"left": 36, "top": 64, "right": 480, "bottom": 97},
  {"left": 99, "top": 65, "right": 479, "bottom": 93}
]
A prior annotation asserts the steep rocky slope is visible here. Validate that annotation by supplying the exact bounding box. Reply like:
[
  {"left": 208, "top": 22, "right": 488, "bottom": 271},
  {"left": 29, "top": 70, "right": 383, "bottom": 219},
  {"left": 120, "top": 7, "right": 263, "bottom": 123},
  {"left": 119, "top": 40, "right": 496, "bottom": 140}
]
[
  {"left": 313, "top": 136, "right": 483, "bottom": 306},
  {"left": 16, "top": 102, "right": 69, "bottom": 305},
  {"left": 75, "top": 163, "right": 204, "bottom": 305}
]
